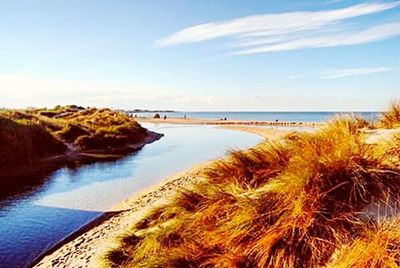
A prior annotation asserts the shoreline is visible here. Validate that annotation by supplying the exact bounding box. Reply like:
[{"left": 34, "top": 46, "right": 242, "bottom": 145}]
[
  {"left": 32, "top": 124, "right": 286, "bottom": 267},
  {"left": 135, "top": 116, "right": 323, "bottom": 127}
]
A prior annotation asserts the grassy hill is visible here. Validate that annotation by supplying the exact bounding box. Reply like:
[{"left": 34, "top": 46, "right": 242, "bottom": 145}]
[
  {"left": 0, "top": 115, "right": 67, "bottom": 167},
  {"left": 0, "top": 105, "right": 152, "bottom": 166},
  {"left": 102, "top": 105, "right": 400, "bottom": 267}
]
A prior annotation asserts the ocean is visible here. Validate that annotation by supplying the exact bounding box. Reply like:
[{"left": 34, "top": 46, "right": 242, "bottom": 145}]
[{"left": 130, "top": 111, "right": 380, "bottom": 123}]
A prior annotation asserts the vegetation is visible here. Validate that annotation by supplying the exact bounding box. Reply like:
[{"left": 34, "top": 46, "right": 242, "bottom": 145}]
[
  {"left": 0, "top": 105, "right": 149, "bottom": 167},
  {"left": 380, "top": 101, "right": 400, "bottom": 128},
  {"left": 101, "top": 115, "right": 400, "bottom": 268},
  {"left": 0, "top": 116, "right": 66, "bottom": 167}
]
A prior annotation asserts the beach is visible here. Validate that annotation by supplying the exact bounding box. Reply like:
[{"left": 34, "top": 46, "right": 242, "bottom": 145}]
[
  {"left": 135, "top": 116, "right": 324, "bottom": 127},
  {"left": 1, "top": 0, "right": 397, "bottom": 265},
  {"left": 33, "top": 125, "right": 291, "bottom": 267}
]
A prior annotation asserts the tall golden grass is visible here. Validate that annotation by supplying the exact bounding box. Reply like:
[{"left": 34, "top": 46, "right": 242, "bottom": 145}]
[
  {"left": 0, "top": 115, "right": 66, "bottom": 167},
  {"left": 54, "top": 107, "right": 148, "bottom": 149},
  {"left": 380, "top": 101, "right": 400, "bottom": 128},
  {"left": 101, "top": 115, "right": 400, "bottom": 268},
  {"left": 0, "top": 106, "right": 148, "bottom": 166}
]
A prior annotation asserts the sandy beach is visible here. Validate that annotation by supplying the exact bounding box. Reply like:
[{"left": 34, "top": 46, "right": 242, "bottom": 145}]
[
  {"left": 135, "top": 116, "right": 323, "bottom": 127},
  {"left": 33, "top": 125, "right": 290, "bottom": 267}
]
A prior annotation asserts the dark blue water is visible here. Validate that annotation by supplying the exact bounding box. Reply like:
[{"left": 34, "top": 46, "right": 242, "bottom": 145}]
[
  {"left": 132, "top": 111, "right": 380, "bottom": 122},
  {"left": 0, "top": 124, "right": 262, "bottom": 268}
]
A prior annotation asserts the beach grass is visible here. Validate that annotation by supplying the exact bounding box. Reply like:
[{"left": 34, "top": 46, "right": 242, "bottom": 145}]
[
  {"left": 0, "top": 105, "right": 148, "bottom": 167},
  {"left": 380, "top": 101, "right": 400, "bottom": 129},
  {"left": 0, "top": 115, "right": 66, "bottom": 167},
  {"left": 100, "top": 114, "right": 400, "bottom": 267}
]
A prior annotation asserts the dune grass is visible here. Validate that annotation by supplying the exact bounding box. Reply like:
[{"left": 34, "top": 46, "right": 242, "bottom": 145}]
[
  {"left": 326, "top": 218, "right": 400, "bottom": 268},
  {"left": 0, "top": 105, "right": 148, "bottom": 167},
  {"left": 53, "top": 107, "right": 148, "bottom": 150},
  {"left": 380, "top": 101, "right": 400, "bottom": 129},
  {"left": 0, "top": 115, "right": 66, "bottom": 167},
  {"left": 101, "top": 115, "right": 400, "bottom": 267}
]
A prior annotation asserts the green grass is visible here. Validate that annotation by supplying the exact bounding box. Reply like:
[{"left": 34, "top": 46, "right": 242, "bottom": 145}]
[{"left": 100, "top": 115, "right": 400, "bottom": 268}]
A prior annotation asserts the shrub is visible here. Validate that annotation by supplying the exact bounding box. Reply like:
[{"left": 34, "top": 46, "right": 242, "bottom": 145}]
[
  {"left": 74, "top": 134, "right": 129, "bottom": 150},
  {"left": 57, "top": 124, "right": 90, "bottom": 143}
]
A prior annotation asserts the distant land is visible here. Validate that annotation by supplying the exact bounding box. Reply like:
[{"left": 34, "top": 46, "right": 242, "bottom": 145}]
[{"left": 123, "top": 109, "right": 176, "bottom": 113}]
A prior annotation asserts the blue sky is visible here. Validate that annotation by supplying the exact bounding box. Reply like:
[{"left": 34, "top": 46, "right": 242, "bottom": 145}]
[{"left": 0, "top": 0, "right": 399, "bottom": 111}]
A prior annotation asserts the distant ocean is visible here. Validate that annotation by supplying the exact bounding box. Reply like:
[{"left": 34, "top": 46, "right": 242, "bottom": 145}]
[{"left": 131, "top": 111, "right": 380, "bottom": 123}]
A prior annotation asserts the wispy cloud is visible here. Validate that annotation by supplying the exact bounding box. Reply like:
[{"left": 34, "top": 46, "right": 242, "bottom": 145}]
[
  {"left": 156, "top": 2, "right": 400, "bottom": 54},
  {"left": 290, "top": 67, "right": 392, "bottom": 80},
  {"left": 321, "top": 67, "right": 392, "bottom": 79},
  {"left": 235, "top": 22, "right": 400, "bottom": 54}
]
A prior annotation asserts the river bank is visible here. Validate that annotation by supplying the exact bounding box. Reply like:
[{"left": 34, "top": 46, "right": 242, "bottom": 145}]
[{"left": 32, "top": 125, "right": 288, "bottom": 267}]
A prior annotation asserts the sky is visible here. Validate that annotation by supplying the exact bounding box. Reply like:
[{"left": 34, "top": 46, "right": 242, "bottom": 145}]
[{"left": 0, "top": 0, "right": 399, "bottom": 111}]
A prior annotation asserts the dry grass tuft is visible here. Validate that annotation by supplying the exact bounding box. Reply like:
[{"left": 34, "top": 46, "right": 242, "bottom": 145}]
[
  {"left": 327, "top": 219, "right": 400, "bottom": 267},
  {"left": 380, "top": 101, "right": 400, "bottom": 129},
  {"left": 100, "top": 114, "right": 400, "bottom": 267}
]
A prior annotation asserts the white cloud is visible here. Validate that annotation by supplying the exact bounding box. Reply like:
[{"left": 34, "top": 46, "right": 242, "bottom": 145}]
[
  {"left": 235, "top": 22, "right": 400, "bottom": 54},
  {"left": 156, "top": 2, "right": 399, "bottom": 46},
  {"left": 321, "top": 67, "right": 392, "bottom": 79},
  {"left": 156, "top": 2, "right": 400, "bottom": 54},
  {"left": 289, "top": 67, "right": 392, "bottom": 80}
]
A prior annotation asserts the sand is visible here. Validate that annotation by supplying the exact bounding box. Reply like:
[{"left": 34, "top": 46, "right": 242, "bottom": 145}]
[
  {"left": 136, "top": 116, "right": 323, "bottom": 127},
  {"left": 33, "top": 125, "right": 290, "bottom": 268},
  {"left": 220, "top": 125, "right": 296, "bottom": 139},
  {"left": 364, "top": 128, "right": 400, "bottom": 144}
]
